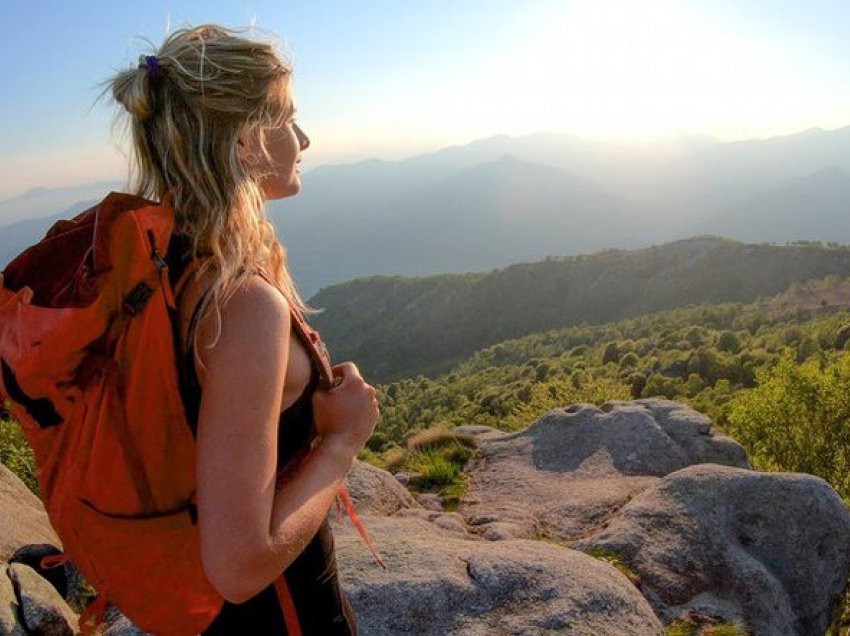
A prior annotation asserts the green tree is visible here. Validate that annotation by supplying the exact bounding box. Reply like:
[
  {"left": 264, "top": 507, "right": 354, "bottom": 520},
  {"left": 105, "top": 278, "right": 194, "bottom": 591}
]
[
  {"left": 716, "top": 330, "right": 742, "bottom": 354},
  {"left": 726, "top": 351, "right": 850, "bottom": 501},
  {"left": 642, "top": 374, "right": 683, "bottom": 400},
  {"left": 683, "top": 373, "right": 704, "bottom": 397},
  {"left": 602, "top": 342, "right": 619, "bottom": 364},
  {"left": 619, "top": 352, "right": 639, "bottom": 369}
]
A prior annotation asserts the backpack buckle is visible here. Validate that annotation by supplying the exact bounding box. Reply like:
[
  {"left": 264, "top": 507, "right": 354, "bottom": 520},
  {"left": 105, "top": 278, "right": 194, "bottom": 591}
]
[{"left": 123, "top": 282, "right": 154, "bottom": 316}]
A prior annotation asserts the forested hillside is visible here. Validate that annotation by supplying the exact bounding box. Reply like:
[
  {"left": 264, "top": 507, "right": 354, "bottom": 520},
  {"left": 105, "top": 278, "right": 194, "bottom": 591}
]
[
  {"left": 311, "top": 237, "right": 850, "bottom": 382},
  {"left": 365, "top": 277, "right": 850, "bottom": 505}
]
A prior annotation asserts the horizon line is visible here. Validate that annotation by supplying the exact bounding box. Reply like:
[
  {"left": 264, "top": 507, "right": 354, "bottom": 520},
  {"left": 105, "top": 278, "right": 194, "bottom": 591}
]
[{"left": 3, "top": 121, "right": 850, "bottom": 204}]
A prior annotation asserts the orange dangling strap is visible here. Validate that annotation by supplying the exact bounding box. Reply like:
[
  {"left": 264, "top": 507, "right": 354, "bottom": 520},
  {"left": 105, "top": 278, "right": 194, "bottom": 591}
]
[
  {"left": 274, "top": 575, "right": 303, "bottom": 636},
  {"left": 337, "top": 485, "right": 386, "bottom": 570},
  {"left": 39, "top": 553, "right": 70, "bottom": 569},
  {"left": 78, "top": 593, "right": 109, "bottom": 635}
]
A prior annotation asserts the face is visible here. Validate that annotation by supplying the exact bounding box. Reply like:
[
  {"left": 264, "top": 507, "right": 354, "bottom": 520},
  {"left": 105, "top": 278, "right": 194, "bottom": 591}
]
[{"left": 242, "top": 116, "right": 310, "bottom": 200}]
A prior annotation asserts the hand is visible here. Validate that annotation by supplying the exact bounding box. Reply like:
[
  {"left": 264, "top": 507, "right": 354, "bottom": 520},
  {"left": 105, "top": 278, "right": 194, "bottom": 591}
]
[{"left": 312, "top": 362, "right": 380, "bottom": 455}]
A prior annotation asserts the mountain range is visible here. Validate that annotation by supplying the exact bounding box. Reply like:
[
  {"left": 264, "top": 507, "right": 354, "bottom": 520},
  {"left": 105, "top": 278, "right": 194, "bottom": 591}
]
[{"left": 2, "top": 127, "right": 850, "bottom": 295}]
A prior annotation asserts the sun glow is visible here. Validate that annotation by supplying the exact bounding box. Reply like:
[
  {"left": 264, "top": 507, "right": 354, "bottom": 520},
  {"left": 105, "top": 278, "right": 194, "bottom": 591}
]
[{"left": 452, "top": 0, "right": 833, "bottom": 142}]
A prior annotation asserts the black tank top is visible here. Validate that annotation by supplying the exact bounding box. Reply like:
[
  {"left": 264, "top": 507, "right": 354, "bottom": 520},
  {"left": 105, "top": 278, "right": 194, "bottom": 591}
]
[{"left": 165, "top": 235, "right": 357, "bottom": 635}]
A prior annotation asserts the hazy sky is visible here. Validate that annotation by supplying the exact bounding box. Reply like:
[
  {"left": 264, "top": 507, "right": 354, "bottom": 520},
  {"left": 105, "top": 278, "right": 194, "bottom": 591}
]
[{"left": 1, "top": 0, "right": 850, "bottom": 200}]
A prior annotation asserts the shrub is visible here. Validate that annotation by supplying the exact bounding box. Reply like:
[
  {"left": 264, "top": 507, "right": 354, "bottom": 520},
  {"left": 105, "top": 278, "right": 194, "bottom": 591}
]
[
  {"left": 602, "top": 342, "right": 619, "bottom": 364},
  {"left": 642, "top": 374, "right": 683, "bottom": 400},
  {"left": 619, "top": 352, "right": 639, "bottom": 368},
  {"left": 716, "top": 330, "right": 742, "bottom": 354},
  {"left": 381, "top": 446, "right": 406, "bottom": 473},
  {"left": 726, "top": 351, "right": 850, "bottom": 502},
  {"left": 357, "top": 447, "right": 384, "bottom": 469},
  {"left": 685, "top": 326, "right": 704, "bottom": 347},
  {"left": 406, "top": 425, "right": 475, "bottom": 452},
  {"left": 0, "top": 416, "right": 37, "bottom": 495},
  {"left": 410, "top": 452, "right": 460, "bottom": 489},
  {"left": 365, "top": 431, "right": 388, "bottom": 452}
]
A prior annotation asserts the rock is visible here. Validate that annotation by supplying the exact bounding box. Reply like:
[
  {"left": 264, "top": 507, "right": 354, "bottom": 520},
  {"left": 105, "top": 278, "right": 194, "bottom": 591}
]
[
  {"left": 579, "top": 463, "right": 850, "bottom": 636},
  {"left": 8, "top": 562, "right": 77, "bottom": 635},
  {"left": 430, "top": 512, "right": 470, "bottom": 537},
  {"left": 0, "top": 563, "right": 27, "bottom": 635},
  {"left": 102, "top": 603, "right": 149, "bottom": 635},
  {"left": 0, "top": 465, "right": 61, "bottom": 562},
  {"left": 416, "top": 493, "right": 444, "bottom": 511},
  {"left": 334, "top": 515, "right": 664, "bottom": 635},
  {"left": 453, "top": 425, "right": 505, "bottom": 441},
  {"left": 480, "top": 521, "right": 535, "bottom": 541},
  {"left": 3, "top": 399, "right": 847, "bottom": 634},
  {"left": 342, "top": 460, "right": 419, "bottom": 516},
  {"left": 526, "top": 401, "right": 748, "bottom": 476},
  {"left": 10, "top": 543, "right": 91, "bottom": 617},
  {"left": 606, "top": 399, "right": 750, "bottom": 469},
  {"left": 11, "top": 545, "right": 67, "bottom": 601},
  {"left": 459, "top": 401, "right": 748, "bottom": 543}
]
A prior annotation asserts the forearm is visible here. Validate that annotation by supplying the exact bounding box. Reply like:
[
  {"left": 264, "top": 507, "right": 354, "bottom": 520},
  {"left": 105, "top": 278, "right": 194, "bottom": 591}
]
[{"left": 245, "top": 438, "right": 357, "bottom": 592}]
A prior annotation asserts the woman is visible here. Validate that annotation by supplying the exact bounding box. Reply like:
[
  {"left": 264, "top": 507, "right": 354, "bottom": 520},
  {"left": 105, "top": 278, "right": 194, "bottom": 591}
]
[{"left": 108, "top": 24, "right": 379, "bottom": 633}]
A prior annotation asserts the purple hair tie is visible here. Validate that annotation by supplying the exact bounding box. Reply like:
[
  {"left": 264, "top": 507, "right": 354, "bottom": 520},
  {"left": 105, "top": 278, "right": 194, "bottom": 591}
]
[{"left": 140, "top": 55, "right": 163, "bottom": 81}]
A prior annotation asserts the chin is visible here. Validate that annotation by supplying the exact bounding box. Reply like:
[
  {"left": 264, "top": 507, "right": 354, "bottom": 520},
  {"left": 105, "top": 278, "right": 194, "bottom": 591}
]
[{"left": 265, "top": 181, "right": 301, "bottom": 200}]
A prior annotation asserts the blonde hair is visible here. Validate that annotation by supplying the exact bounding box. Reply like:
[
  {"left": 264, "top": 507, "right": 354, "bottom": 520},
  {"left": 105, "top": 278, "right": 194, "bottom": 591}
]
[{"left": 103, "top": 24, "right": 308, "bottom": 364}]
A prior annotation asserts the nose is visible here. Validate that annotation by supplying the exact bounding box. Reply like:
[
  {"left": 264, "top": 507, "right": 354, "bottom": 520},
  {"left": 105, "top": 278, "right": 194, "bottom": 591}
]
[{"left": 294, "top": 122, "right": 310, "bottom": 151}]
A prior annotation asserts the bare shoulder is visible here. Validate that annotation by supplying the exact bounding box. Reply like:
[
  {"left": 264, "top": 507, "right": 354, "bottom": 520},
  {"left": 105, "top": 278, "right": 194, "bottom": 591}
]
[
  {"left": 214, "top": 274, "right": 291, "bottom": 329},
  {"left": 188, "top": 273, "right": 292, "bottom": 386}
]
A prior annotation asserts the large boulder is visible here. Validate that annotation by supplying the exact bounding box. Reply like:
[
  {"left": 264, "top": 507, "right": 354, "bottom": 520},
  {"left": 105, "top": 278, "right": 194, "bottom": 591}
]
[
  {"left": 0, "top": 465, "right": 60, "bottom": 562},
  {"left": 343, "top": 460, "right": 420, "bottom": 516},
  {"left": 459, "top": 400, "right": 749, "bottom": 542},
  {"left": 7, "top": 562, "right": 77, "bottom": 635},
  {"left": 578, "top": 463, "right": 850, "bottom": 635},
  {"left": 0, "top": 564, "right": 27, "bottom": 635},
  {"left": 522, "top": 400, "right": 748, "bottom": 476},
  {"left": 334, "top": 514, "right": 664, "bottom": 635}
]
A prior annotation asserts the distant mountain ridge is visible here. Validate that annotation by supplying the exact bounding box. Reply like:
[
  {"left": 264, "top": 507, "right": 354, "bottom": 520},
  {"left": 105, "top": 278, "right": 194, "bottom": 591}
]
[
  {"left": 271, "top": 126, "right": 850, "bottom": 294},
  {"left": 4, "top": 127, "right": 850, "bottom": 292},
  {"left": 0, "top": 181, "right": 120, "bottom": 225},
  {"left": 310, "top": 237, "right": 850, "bottom": 382}
]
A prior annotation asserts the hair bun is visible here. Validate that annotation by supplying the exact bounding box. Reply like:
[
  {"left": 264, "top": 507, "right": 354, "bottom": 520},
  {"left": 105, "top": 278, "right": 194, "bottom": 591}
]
[
  {"left": 112, "top": 62, "right": 155, "bottom": 121},
  {"left": 138, "top": 54, "right": 164, "bottom": 82}
]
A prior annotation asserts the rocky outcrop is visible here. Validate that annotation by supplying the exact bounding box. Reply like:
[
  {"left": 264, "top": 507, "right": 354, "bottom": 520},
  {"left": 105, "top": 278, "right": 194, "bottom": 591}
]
[
  {"left": 2, "top": 399, "right": 849, "bottom": 634},
  {"left": 443, "top": 399, "right": 850, "bottom": 634},
  {"left": 7, "top": 562, "right": 77, "bottom": 635},
  {"left": 576, "top": 464, "right": 850, "bottom": 635},
  {"left": 0, "top": 465, "right": 60, "bottom": 562},
  {"left": 458, "top": 399, "right": 749, "bottom": 543},
  {"left": 341, "top": 458, "right": 418, "bottom": 516},
  {"left": 0, "top": 468, "right": 80, "bottom": 634},
  {"left": 0, "top": 563, "right": 27, "bottom": 635},
  {"left": 332, "top": 514, "right": 664, "bottom": 635}
]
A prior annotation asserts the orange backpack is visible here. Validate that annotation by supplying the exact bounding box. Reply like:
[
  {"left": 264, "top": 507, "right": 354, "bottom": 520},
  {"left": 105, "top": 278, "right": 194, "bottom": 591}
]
[{"left": 0, "top": 192, "right": 383, "bottom": 635}]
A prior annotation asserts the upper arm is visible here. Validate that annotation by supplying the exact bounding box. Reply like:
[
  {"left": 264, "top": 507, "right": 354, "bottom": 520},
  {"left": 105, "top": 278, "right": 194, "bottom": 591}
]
[{"left": 192, "top": 275, "right": 291, "bottom": 598}]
